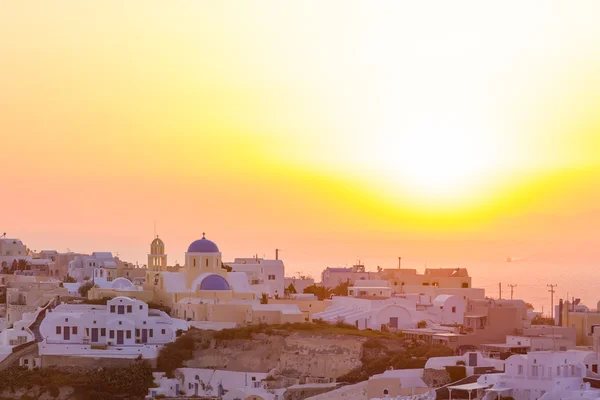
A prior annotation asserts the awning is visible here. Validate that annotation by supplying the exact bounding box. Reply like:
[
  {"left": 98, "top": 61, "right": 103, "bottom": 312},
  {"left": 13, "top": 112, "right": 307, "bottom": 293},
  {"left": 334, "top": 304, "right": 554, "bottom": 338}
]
[
  {"left": 448, "top": 383, "right": 490, "bottom": 391},
  {"left": 486, "top": 387, "right": 511, "bottom": 392}
]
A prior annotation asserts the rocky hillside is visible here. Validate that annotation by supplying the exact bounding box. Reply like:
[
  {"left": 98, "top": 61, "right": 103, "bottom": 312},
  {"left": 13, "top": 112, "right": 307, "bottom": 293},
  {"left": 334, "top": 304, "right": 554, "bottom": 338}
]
[
  {"left": 187, "top": 331, "right": 365, "bottom": 378},
  {"left": 158, "top": 322, "right": 453, "bottom": 384}
]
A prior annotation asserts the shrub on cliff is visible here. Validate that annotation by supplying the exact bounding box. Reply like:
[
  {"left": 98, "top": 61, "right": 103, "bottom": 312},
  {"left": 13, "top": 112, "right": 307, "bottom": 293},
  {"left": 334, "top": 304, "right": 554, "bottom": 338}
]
[
  {"left": 157, "top": 333, "right": 198, "bottom": 377},
  {"left": 338, "top": 342, "right": 454, "bottom": 384}
]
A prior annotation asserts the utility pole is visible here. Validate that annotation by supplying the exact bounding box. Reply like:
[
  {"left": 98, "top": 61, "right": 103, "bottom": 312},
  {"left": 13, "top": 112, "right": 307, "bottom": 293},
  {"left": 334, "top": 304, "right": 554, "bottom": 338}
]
[
  {"left": 508, "top": 284, "right": 517, "bottom": 300},
  {"left": 548, "top": 284, "right": 557, "bottom": 320},
  {"left": 499, "top": 282, "right": 502, "bottom": 299}
]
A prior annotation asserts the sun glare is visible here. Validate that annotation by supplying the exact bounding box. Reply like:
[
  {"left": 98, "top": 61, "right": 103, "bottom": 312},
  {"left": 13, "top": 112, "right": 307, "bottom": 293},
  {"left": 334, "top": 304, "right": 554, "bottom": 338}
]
[{"left": 368, "top": 115, "right": 502, "bottom": 206}]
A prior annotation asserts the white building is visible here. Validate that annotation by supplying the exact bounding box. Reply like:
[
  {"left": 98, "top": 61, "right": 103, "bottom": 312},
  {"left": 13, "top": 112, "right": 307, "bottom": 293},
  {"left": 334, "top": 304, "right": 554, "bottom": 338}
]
[
  {"left": 0, "top": 308, "right": 37, "bottom": 363},
  {"left": 348, "top": 280, "right": 393, "bottom": 298},
  {"left": 313, "top": 293, "right": 465, "bottom": 330},
  {"left": 38, "top": 296, "right": 188, "bottom": 359},
  {"left": 0, "top": 238, "right": 29, "bottom": 271},
  {"left": 147, "top": 368, "right": 285, "bottom": 400},
  {"left": 453, "top": 351, "right": 600, "bottom": 400},
  {"left": 226, "top": 257, "right": 285, "bottom": 298},
  {"left": 321, "top": 265, "right": 377, "bottom": 289},
  {"left": 284, "top": 277, "right": 315, "bottom": 294},
  {"left": 68, "top": 252, "right": 116, "bottom": 282}
]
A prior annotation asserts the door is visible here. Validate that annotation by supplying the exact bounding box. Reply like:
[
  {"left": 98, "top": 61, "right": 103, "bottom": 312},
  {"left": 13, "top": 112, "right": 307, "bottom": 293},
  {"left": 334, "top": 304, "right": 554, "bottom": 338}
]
[
  {"left": 194, "top": 383, "right": 198, "bottom": 395},
  {"left": 91, "top": 328, "right": 99, "bottom": 343},
  {"left": 117, "top": 330, "right": 124, "bottom": 345},
  {"left": 64, "top": 326, "right": 70, "bottom": 341},
  {"left": 389, "top": 317, "right": 398, "bottom": 328},
  {"left": 469, "top": 353, "right": 477, "bottom": 366},
  {"left": 141, "top": 329, "right": 148, "bottom": 343}
]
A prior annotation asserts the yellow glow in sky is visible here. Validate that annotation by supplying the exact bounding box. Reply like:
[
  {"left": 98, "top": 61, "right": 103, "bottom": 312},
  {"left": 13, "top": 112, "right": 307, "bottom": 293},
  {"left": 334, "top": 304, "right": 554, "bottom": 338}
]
[{"left": 1, "top": 1, "right": 600, "bottom": 266}]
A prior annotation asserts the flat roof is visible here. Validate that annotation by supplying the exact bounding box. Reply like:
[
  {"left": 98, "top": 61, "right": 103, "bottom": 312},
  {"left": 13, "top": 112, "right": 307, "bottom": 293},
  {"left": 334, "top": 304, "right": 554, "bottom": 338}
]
[{"left": 481, "top": 343, "right": 529, "bottom": 348}]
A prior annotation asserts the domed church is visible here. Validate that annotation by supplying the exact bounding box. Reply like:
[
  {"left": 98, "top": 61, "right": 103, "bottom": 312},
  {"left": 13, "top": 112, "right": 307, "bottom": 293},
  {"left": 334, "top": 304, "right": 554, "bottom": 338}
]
[{"left": 90, "top": 234, "right": 304, "bottom": 327}]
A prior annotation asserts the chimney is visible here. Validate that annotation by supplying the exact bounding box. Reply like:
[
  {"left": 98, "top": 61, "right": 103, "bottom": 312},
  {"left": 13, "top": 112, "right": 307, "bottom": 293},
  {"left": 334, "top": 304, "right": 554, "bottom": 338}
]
[
  {"left": 558, "top": 299, "right": 563, "bottom": 326},
  {"left": 398, "top": 257, "right": 401, "bottom": 269},
  {"left": 275, "top": 249, "right": 279, "bottom": 260}
]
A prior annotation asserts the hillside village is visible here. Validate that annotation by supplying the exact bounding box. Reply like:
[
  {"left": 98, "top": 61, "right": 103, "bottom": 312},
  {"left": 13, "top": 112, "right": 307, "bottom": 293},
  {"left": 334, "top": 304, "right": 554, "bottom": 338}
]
[{"left": 2, "top": 235, "right": 600, "bottom": 400}]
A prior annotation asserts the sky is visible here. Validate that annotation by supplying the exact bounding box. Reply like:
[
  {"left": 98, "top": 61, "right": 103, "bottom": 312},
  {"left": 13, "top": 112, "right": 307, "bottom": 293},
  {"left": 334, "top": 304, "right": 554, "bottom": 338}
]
[{"left": 2, "top": 1, "right": 600, "bottom": 278}]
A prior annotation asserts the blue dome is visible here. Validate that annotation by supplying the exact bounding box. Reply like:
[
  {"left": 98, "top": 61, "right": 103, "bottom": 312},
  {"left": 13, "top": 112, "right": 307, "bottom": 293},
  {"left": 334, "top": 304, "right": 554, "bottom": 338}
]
[
  {"left": 187, "top": 237, "right": 220, "bottom": 253},
  {"left": 199, "top": 274, "right": 230, "bottom": 291}
]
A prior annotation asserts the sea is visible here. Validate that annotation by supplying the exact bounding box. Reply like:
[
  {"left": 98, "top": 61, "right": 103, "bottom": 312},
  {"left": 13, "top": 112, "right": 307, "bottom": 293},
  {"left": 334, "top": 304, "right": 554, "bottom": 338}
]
[{"left": 290, "top": 246, "right": 600, "bottom": 316}]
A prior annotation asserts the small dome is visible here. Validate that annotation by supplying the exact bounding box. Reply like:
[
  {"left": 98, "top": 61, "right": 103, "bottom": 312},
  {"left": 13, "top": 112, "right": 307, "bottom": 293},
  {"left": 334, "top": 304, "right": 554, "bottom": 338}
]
[
  {"left": 187, "top": 235, "right": 220, "bottom": 253},
  {"left": 151, "top": 237, "right": 164, "bottom": 247},
  {"left": 111, "top": 277, "right": 134, "bottom": 290},
  {"left": 199, "top": 274, "right": 230, "bottom": 291}
]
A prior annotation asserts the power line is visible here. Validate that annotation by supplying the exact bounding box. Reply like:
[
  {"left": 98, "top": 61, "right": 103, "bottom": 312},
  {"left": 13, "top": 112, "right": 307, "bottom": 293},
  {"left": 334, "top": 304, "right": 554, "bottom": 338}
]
[{"left": 508, "top": 284, "right": 517, "bottom": 300}]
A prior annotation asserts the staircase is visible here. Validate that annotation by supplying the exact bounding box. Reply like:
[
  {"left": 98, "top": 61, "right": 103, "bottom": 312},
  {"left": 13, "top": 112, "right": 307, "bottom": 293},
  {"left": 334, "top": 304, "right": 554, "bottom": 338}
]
[{"left": 28, "top": 298, "right": 57, "bottom": 343}]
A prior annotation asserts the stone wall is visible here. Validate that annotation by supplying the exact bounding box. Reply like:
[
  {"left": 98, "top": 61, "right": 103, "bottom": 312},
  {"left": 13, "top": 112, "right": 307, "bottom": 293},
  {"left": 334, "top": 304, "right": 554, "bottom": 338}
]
[{"left": 422, "top": 368, "right": 451, "bottom": 388}]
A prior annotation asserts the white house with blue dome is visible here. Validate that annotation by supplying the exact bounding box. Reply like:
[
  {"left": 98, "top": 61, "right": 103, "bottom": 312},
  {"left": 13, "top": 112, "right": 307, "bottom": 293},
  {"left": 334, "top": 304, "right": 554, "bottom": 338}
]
[{"left": 88, "top": 234, "right": 304, "bottom": 326}]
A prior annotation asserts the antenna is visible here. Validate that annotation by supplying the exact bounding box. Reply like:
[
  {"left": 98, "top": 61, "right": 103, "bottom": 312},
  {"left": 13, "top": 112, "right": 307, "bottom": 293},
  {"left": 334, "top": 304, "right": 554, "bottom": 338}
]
[{"left": 154, "top": 220, "right": 156, "bottom": 238}]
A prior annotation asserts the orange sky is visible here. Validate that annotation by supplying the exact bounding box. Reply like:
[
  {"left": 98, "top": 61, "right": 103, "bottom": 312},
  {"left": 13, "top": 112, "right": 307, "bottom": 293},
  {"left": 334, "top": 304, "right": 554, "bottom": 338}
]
[{"left": 2, "top": 2, "right": 600, "bottom": 275}]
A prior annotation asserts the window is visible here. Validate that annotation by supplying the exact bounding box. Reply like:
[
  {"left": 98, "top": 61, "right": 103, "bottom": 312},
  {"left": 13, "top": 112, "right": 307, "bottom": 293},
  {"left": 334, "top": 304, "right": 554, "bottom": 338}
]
[
  {"left": 110, "top": 330, "right": 115, "bottom": 339},
  {"left": 72, "top": 327, "right": 78, "bottom": 335},
  {"left": 110, "top": 305, "right": 115, "bottom": 313},
  {"left": 101, "top": 328, "right": 106, "bottom": 336},
  {"left": 452, "top": 306, "right": 456, "bottom": 313},
  {"left": 206, "top": 259, "right": 209, "bottom": 267},
  {"left": 149, "top": 329, "right": 154, "bottom": 337},
  {"left": 557, "top": 366, "right": 561, "bottom": 376},
  {"left": 383, "top": 389, "right": 389, "bottom": 395},
  {"left": 462, "top": 282, "right": 469, "bottom": 288},
  {"left": 139, "top": 305, "right": 143, "bottom": 310},
  {"left": 161, "top": 329, "right": 166, "bottom": 335},
  {"left": 268, "top": 274, "right": 276, "bottom": 280},
  {"left": 118, "top": 305, "right": 125, "bottom": 314},
  {"left": 127, "top": 305, "right": 132, "bottom": 313},
  {"left": 56, "top": 326, "right": 61, "bottom": 334},
  {"left": 136, "top": 329, "right": 140, "bottom": 337},
  {"left": 193, "top": 258, "right": 196, "bottom": 267},
  {"left": 126, "top": 331, "right": 132, "bottom": 339},
  {"left": 518, "top": 365, "right": 524, "bottom": 375}
]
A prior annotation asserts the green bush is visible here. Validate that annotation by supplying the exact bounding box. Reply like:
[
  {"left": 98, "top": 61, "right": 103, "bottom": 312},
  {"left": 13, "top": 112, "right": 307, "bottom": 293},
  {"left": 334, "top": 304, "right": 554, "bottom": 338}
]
[
  {"left": 78, "top": 281, "right": 94, "bottom": 298},
  {"left": 338, "top": 341, "right": 454, "bottom": 384},
  {"left": 446, "top": 365, "right": 467, "bottom": 382},
  {"left": 157, "top": 333, "right": 198, "bottom": 377},
  {"left": 0, "top": 361, "right": 153, "bottom": 400}
]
